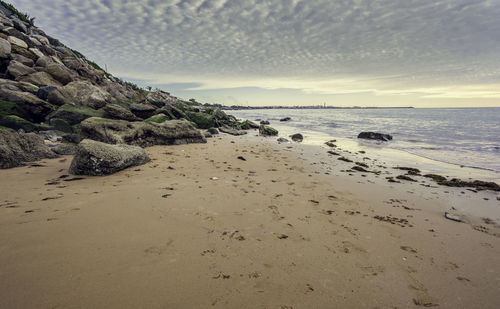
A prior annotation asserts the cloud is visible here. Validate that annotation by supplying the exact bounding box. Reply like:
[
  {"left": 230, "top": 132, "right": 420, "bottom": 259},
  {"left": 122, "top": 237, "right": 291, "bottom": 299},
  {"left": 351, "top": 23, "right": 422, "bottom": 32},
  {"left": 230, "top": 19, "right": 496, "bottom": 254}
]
[{"left": 10, "top": 0, "right": 500, "bottom": 102}]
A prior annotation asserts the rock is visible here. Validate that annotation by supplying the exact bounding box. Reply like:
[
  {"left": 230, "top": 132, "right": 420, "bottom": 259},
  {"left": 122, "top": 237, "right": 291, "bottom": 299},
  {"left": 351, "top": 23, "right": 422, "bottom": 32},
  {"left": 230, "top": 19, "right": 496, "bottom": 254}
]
[
  {"left": 259, "top": 125, "right": 278, "bottom": 136},
  {"left": 277, "top": 137, "right": 289, "bottom": 143},
  {"left": 18, "top": 71, "right": 63, "bottom": 87},
  {"left": 11, "top": 53, "right": 34, "bottom": 66},
  {"left": 46, "top": 88, "right": 69, "bottom": 106},
  {"left": 155, "top": 104, "right": 186, "bottom": 120},
  {"left": 260, "top": 120, "right": 270, "bottom": 125},
  {"left": 59, "top": 81, "right": 110, "bottom": 109},
  {"left": 69, "top": 139, "right": 151, "bottom": 176},
  {"left": 280, "top": 117, "right": 291, "bottom": 122},
  {"left": 0, "top": 115, "right": 40, "bottom": 132},
  {"left": 7, "top": 36, "right": 27, "bottom": 49},
  {"left": 144, "top": 113, "right": 169, "bottom": 123},
  {"left": 47, "top": 104, "right": 105, "bottom": 125},
  {"left": 0, "top": 127, "right": 58, "bottom": 169},
  {"left": 240, "top": 120, "right": 259, "bottom": 129},
  {"left": 423, "top": 174, "right": 447, "bottom": 182},
  {"left": 7, "top": 60, "right": 35, "bottom": 78},
  {"left": 103, "top": 104, "right": 139, "bottom": 121},
  {"left": 186, "top": 111, "right": 216, "bottom": 129},
  {"left": 51, "top": 143, "right": 78, "bottom": 155},
  {"left": 0, "top": 37, "right": 11, "bottom": 58},
  {"left": 36, "top": 85, "right": 58, "bottom": 100},
  {"left": 48, "top": 118, "right": 73, "bottom": 133},
  {"left": 396, "top": 175, "right": 417, "bottom": 182},
  {"left": 11, "top": 18, "right": 28, "bottom": 33},
  {"left": 325, "top": 140, "right": 337, "bottom": 147},
  {"left": 357, "top": 132, "right": 393, "bottom": 141},
  {"left": 79, "top": 117, "right": 207, "bottom": 147},
  {"left": 207, "top": 127, "right": 219, "bottom": 135},
  {"left": 290, "top": 133, "right": 303, "bottom": 142},
  {"left": 218, "top": 126, "right": 247, "bottom": 136},
  {"left": 28, "top": 48, "right": 44, "bottom": 59},
  {"left": 45, "top": 63, "right": 75, "bottom": 85},
  {"left": 130, "top": 103, "right": 157, "bottom": 119},
  {"left": 35, "top": 55, "right": 54, "bottom": 67},
  {"left": 146, "top": 90, "right": 174, "bottom": 107},
  {"left": 0, "top": 89, "right": 55, "bottom": 122}
]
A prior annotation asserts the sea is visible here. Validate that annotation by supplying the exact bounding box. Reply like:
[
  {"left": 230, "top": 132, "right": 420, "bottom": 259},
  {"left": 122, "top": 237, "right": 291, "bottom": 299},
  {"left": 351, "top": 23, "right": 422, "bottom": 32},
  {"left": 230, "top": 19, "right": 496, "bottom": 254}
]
[{"left": 229, "top": 107, "right": 500, "bottom": 182}]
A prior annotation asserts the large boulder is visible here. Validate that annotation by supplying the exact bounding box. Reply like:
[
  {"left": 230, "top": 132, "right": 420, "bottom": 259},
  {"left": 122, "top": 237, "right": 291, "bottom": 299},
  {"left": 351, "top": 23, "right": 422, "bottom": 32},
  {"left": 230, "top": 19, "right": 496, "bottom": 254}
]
[
  {"left": 47, "top": 104, "right": 105, "bottom": 125},
  {"left": 0, "top": 127, "right": 58, "bottom": 169},
  {"left": 18, "top": 71, "right": 63, "bottom": 87},
  {"left": 45, "top": 63, "right": 75, "bottom": 85},
  {"left": 69, "top": 139, "right": 150, "bottom": 176},
  {"left": 59, "top": 81, "right": 110, "bottom": 109},
  {"left": 0, "top": 89, "right": 55, "bottom": 122},
  {"left": 357, "top": 132, "right": 393, "bottom": 141},
  {"left": 259, "top": 125, "right": 278, "bottom": 136},
  {"left": 11, "top": 53, "right": 34, "bottom": 66},
  {"left": 186, "top": 111, "right": 216, "bottom": 129},
  {"left": 0, "top": 115, "right": 40, "bottom": 132},
  {"left": 130, "top": 103, "right": 157, "bottom": 119},
  {"left": 102, "top": 104, "right": 139, "bottom": 121},
  {"left": 0, "top": 37, "right": 11, "bottom": 58},
  {"left": 7, "top": 36, "right": 27, "bottom": 49},
  {"left": 6, "top": 60, "right": 35, "bottom": 78},
  {"left": 218, "top": 126, "right": 247, "bottom": 136},
  {"left": 79, "top": 117, "right": 207, "bottom": 147}
]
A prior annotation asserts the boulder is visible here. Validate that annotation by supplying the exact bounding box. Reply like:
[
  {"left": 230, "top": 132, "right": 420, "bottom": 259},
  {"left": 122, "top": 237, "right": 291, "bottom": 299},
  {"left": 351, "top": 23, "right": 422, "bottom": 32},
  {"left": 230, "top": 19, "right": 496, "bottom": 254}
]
[
  {"left": 186, "top": 111, "right": 216, "bottom": 129},
  {"left": 36, "top": 85, "right": 58, "bottom": 100},
  {"left": 218, "top": 126, "right": 247, "bottom": 136},
  {"left": 259, "top": 125, "right": 278, "bottom": 136},
  {"left": 146, "top": 91, "right": 174, "bottom": 107},
  {"left": 47, "top": 104, "right": 105, "bottom": 125},
  {"left": 290, "top": 133, "right": 303, "bottom": 142},
  {"left": 240, "top": 120, "right": 259, "bottom": 129},
  {"left": 35, "top": 55, "right": 54, "bottom": 67},
  {"left": 11, "top": 18, "right": 28, "bottom": 34},
  {"left": 103, "top": 104, "right": 140, "bottom": 121},
  {"left": 357, "top": 132, "right": 393, "bottom": 141},
  {"left": 11, "top": 53, "right": 34, "bottom": 66},
  {"left": 28, "top": 48, "right": 44, "bottom": 59},
  {"left": 7, "top": 60, "right": 35, "bottom": 78},
  {"left": 156, "top": 104, "right": 186, "bottom": 119},
  {"left": 59, "top": 81, "right": 110, "bottom": 109},
  {"left": 69, "top": 139, "right": 150, "bottom": 176},
  {"left": 18, "top": 71, "right": 63, "bottom": 87},
  {"left": 0, "top": 89, "right": 55, "bottom": 122},
  {"left": 260, "top": 120, "right": 270, "bottom": 125},
  {"left": 45, "top": 63, "right": 75, "bottom": 85},
  {"left": 79, "top": 117, "right": 207, "bottom": 147},
  {"left": 0, "top": 127, "right": 58, "bottom": 169},
  {"left": 0, "top": 37, "right": 11, "bottom": 58},
  {"left": 130, "top": 103, "right": 157, "bottom": 119},
  {"left": 0, "top": 115, "right": 40, "bottom": 132},
  {"left": 144, "top": 113, "right": 169, "bottom": 123},
  {"left": 207, "top": 127, "right": 219, "bottom": 135},
  {"left": 280, "top": 117, "right": 291, "bottom": 122},
  {"left": 7, "top": 36, "right": 27, "bottom": 49}
]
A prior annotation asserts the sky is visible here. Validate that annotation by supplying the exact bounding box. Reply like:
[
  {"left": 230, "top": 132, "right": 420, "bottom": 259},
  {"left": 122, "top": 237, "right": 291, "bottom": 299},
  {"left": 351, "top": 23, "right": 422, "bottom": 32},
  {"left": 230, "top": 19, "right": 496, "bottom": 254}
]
[{"left": 10, "top": 0, "right": 500, "bottom": 107}]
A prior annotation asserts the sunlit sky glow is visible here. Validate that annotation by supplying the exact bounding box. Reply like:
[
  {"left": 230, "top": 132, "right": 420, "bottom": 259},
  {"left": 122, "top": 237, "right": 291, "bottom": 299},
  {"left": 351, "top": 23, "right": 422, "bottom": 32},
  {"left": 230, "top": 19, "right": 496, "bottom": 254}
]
[{"left": 11, "top": 0, "right": 500, "bottom": 107}]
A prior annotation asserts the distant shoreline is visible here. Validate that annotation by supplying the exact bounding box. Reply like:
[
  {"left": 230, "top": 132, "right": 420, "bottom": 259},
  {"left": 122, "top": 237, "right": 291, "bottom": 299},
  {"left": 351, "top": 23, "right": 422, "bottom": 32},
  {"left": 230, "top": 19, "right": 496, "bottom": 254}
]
[{"left": 222, "top": 106, "right": 414, "bottom": 110}]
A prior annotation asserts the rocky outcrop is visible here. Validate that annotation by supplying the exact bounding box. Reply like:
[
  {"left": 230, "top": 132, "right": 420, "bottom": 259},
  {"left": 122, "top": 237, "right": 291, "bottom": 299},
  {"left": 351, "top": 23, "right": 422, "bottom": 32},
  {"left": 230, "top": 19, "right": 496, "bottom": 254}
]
[
  {"left": 69, "top": 139, "right": 150, "bottom": 176},
  {"left": 357, "top": 132, "right": 393, "bottom": 141},
  {"left": 259, "top": 125, "right": 278, "bottom": 136},
  {"left": 79, "top": 117, "right": 206, "bottom": 147},
  {"left": 0, "top": 127, "right": 58, "bottom": 168}
]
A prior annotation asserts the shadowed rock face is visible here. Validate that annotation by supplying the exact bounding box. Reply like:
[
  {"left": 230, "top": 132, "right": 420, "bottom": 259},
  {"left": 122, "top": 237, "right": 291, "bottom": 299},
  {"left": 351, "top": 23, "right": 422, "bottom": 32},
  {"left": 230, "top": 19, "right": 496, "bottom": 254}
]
[
  {"left": 0, "top": 127, "right": 58, "bottom": 169},
  {"left": 357, "top": 132, "right": 393, "bottom": 141},
  {"left": 69, "top": 139, "right": 150, "bottom": 176},
  {"left": 79, "top": 117, "right": 207, "bottom": 147}
]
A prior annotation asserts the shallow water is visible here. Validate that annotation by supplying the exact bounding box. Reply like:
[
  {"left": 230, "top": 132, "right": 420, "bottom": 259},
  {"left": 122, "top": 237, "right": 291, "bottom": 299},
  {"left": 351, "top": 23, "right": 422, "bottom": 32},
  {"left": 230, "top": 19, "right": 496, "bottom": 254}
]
[{"left": 230, "top": 107, "right": 500, "bottom": 182}]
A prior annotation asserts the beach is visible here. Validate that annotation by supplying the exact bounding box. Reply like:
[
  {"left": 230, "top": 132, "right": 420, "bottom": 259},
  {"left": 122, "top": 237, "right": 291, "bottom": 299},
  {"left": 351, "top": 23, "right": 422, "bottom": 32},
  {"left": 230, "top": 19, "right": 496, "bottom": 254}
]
[{"left": 1, "top": 132, "right": 499, "bottom": 308}]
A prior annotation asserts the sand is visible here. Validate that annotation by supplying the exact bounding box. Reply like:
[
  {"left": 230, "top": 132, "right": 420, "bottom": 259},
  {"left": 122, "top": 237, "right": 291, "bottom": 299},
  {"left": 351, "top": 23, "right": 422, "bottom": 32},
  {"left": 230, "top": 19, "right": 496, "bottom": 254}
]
[{"left": 0, "top": 133, "right": 499, "bottom": 308}]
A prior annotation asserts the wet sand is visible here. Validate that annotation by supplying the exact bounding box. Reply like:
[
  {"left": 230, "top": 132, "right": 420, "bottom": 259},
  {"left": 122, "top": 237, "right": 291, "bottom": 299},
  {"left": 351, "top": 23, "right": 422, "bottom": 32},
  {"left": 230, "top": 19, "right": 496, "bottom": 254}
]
[{"left": 0, "top": 133, "right": 499, "bottom": 308}]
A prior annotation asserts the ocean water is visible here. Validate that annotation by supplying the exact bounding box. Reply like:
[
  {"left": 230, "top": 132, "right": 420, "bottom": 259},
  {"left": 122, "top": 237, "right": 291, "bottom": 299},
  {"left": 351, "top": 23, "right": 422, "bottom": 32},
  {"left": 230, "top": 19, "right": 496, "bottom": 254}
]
[{"left": 230, "top": 107, "right": 500, "bottom": 179}]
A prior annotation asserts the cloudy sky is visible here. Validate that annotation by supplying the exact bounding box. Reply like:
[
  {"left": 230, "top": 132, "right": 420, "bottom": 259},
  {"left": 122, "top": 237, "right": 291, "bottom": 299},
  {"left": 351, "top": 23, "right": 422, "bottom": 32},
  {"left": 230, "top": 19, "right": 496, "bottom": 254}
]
[{"left": 11, "top": 0, "right": 500, "bottom": 107}]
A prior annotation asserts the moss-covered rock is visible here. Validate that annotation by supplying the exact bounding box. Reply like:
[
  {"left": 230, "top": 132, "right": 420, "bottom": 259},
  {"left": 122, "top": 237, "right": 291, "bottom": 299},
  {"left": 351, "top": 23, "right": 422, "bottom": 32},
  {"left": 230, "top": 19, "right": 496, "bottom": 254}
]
[
  {"left": 259, "top": 125, "right": 278, "bottom": 136},
  {"left": 144, "top": 113, "right": 169, "bottom": 123},
  {"left": 186, "top": 111, "right": 216, "bottom": 129},
  {"left": 0, "top": 115, "right": 38, "bottom": 132},
  {"left": 207, "top": 127, "right": 219, "bottom": 135},
  {"left": 47, "top": 104, "right": 105, "bottom": 125},
  {"left": 48, "top": 118, "right": 73, "bottom": 133},
  {"left": 0, "top": 100, "right": 17, "bottom": 118}
]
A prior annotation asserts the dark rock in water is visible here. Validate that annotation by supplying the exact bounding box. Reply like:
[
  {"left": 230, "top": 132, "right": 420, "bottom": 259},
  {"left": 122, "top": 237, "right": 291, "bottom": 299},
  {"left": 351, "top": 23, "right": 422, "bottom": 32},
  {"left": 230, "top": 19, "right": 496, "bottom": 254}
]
[
  {"left": 260, "top": 120, "right": 270, "bottom": 125},
  {"left": 259, "top": 125, "right": 278, "bottom": 136},
  {"left": 219, "top": 126, "right": 247, "bottom": 136},
  {"left": 358, "top": 132, "right": 393, "bottom": 141},
  {"left": 130, "top": 103, "right": 157, "bottom": 119},
  {"left": 51, "top": 143, "right": 77, "bottom": 155},
  {"left": 240, "top": 120, "right": 259, "bottom": 129},
  {"left": 69, "top": 139, "right": 150, "bottom": 176},
  {"left": 0, "top": 127, "right": 58, "bottom": 169},
  {"left": 277, "top": 137, "right": 289, "bottom": 143},
  {"left": 79, "top": 117, "right": 206, "bottom": 147},
  {"left": 207, "top": 127, "right": 219, "bottom": 135},
  {"left": 103, "top": 104, "right": 139, "bottom": 121},
  {"left": 290, "top": 133, "right": 303, "bottom": 142},
  {"left": 280, "top": 117, "right": 291, "bottom": 122}
]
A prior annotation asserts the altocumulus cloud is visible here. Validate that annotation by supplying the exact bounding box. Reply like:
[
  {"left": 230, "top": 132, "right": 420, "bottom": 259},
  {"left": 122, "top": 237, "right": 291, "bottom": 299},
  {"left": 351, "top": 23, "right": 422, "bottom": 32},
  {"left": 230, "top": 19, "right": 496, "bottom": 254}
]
[{"left": 10, "top": 0, "right": 500, "bottom": 101}]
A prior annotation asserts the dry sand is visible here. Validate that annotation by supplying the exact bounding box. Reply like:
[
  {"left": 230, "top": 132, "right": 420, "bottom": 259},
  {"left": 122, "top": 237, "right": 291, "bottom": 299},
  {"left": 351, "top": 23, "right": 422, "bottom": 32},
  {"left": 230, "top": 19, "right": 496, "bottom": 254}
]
[{"left": 0, "top": 133, "right": 499, "bottom": 308}]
